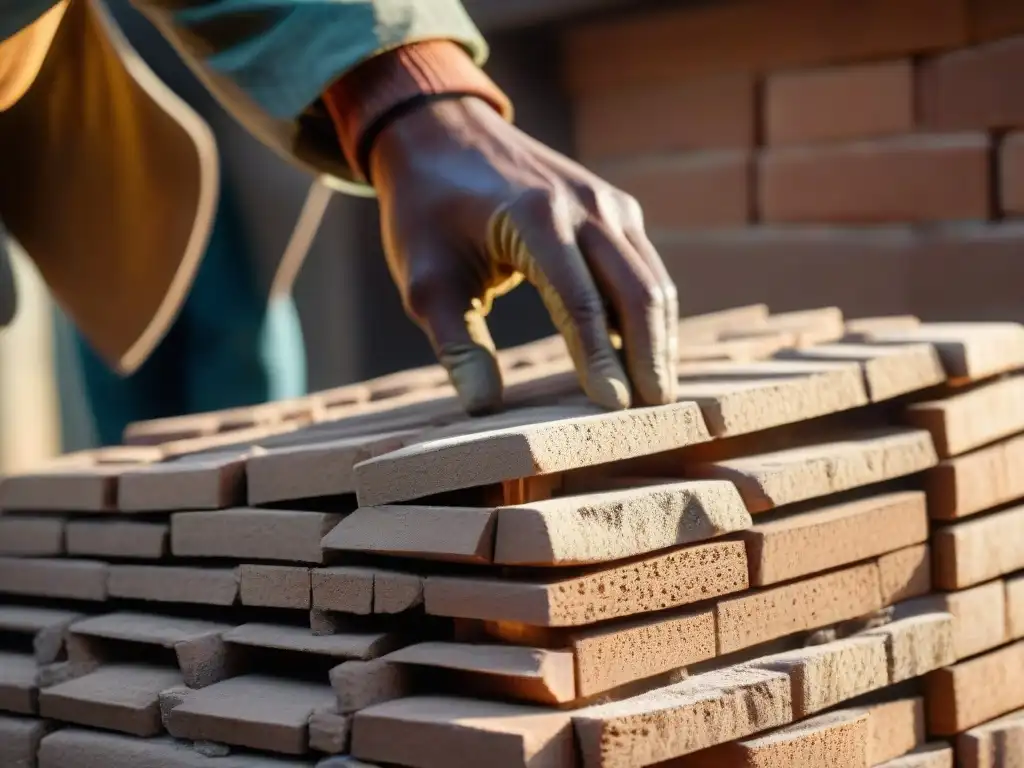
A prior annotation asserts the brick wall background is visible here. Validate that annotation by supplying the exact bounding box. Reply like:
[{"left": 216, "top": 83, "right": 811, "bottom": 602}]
[{"left": 564, "top": 0, "right": 1024, "bottom": 321}]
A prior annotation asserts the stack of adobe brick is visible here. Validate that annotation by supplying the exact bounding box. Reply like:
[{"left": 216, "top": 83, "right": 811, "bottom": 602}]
[
  {"left": 0, "top": 304, "right": 1023, "bottom": 767},
  {"left": 564, "top": 0, "right": 1024, "bottom": 322}
]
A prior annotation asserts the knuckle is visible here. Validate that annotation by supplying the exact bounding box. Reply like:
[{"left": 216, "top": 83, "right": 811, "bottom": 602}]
[
  {"left": 618, "top": 193, "right": 645, "bottom": 226},
  {"left": 404, "top": 269, "right": 444, "bottom": 319}
]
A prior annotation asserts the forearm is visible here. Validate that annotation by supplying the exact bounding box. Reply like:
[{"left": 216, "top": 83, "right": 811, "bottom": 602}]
[{"left": 131, "top": 0, "right": 490, "bottom": 121}]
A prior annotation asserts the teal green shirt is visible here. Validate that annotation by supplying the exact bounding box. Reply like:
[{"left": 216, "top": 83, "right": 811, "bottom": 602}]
[{"left": 0, "top": 0, "right": 486, "bottom": 120}]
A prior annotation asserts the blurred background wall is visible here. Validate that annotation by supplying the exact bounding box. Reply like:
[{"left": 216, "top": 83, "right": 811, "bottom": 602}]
[{"left": 2, "top": 0, "right": 1023, "bottom": 467}]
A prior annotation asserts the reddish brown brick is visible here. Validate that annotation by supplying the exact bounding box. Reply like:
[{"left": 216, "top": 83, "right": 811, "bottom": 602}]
[
  {"left": 919, "top": 36, "right": 1024, "bottom": 130},
  {"left": 653, "top": 227, "right": 916, "bottom": 319},
  {"left": 969, "top": 0, "right": 1024, "bottom": 41},
  {"left": 600, "top": 151, "right": 751, "bottom": 230},
  {"left": 759, "top": 134, "right": 991, "bottom": 224},
  {"left": 1001, "top": 133, "right": 1024, "bottom": 215},
  {"left": 766, "top": 60, "right": 914, "bottom": 146},
  {"left": 564, "top": 0, "right": 967, "bottom": 94},
  {"left": 574, "top": 74, "right": 755, "bottom": 163}
]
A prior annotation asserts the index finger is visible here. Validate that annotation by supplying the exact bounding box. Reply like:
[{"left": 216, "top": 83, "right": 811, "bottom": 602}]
[{"left": 489, "top": 191, "right": 631, "bottom": 410}]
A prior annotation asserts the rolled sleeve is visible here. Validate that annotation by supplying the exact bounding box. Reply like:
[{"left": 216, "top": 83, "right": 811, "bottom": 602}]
[{"left": 139, "top": 0, "right": 488, "bottom": 120}]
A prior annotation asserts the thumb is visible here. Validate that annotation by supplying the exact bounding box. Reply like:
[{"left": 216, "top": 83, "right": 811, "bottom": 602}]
[{"left": 405, "top": 268, "right": 504, "bottom": 415}]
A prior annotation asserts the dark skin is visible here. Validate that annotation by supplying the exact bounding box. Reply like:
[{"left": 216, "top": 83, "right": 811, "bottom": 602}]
[{"left": 369, "top": 97, "right": 679, "bottom": 415}]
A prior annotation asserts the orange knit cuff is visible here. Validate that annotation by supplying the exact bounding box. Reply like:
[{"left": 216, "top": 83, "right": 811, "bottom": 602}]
[{"left": 322, "top": 40, "right": 512, "bottom": 183}]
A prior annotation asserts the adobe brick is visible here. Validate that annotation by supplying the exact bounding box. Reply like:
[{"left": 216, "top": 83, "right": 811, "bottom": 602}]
[
  {"left": 919, "top": 35, "right": 1024, "bottom": 130},
  {"left": 759, "top": 133, "right": 991, "bottom": 224},
  {"left": 766, "top": 60, "right": 914, "bottom": 146}
]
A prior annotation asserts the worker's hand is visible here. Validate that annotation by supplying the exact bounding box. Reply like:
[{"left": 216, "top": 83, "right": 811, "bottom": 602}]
[{"left": 370, "top": 97, "right": 678, "bottom": 415}]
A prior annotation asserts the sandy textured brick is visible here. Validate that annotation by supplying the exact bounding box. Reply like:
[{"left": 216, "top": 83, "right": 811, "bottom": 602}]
[
  {"left": 722, "top": 306, "right": 844, "bottom": 345},
  {"left": 495, "top": 480, "right": 749, "bottom": 566},
  {"left": 69, "top": 612, "right": 234, "bottom": 689},
  {"left": 373, "top": 570, "right": 423, "bottom": 614},
  {"left": 862, "top": 322, "right": 1024, "bottom": 383},
  {"left": 354, "top": 401, "right": 712, "bottom": 506},
  {"left": 171, "top": 508, "right": 341, "bottom": 564},
  {"left": 224, "top": 623, "right": 402, "bottom": 662},
  {"left": 933, "top": 504, "right": 1024, "bottom": 589},
  {"left": 928, "top": 580, "right": 1008, "bottom": 660},
  {"left": 40, "top": 728, "right": 313, "bottom": 766},
  {"left": 689, "top": 428, "right": 937, "bottom": 513},
  {"left": 861, "top": 612, "right": 955, "bottom": 682},
  {"left": 598, "top": 150, "right": 751, "bottom": 230},
  {"left": 309, "top": 706, "right": 351, "bottom": 754},
  {"left": 676, "top": 304, "right": 770, "bottom": 341},
  {"left": 717, "top": 562, "right": 883, "bottom": 654},
  {"left": 878, "top": 544, "right": 933, "bottom": 605},
  {"left": 118, "top": 452, "right": 251, "bottom": 511},
  {"left": 574, "top": 74, "right": 755, "bottom": 161},
  {"left": 330, "top": 659, "right": 410, "bottom": 713},
  {"left": 850, "top": 697, "right": 925, "bottom": 765},
  {"left": 876, "top": 744, "right": 953, "bottom": 768},
  {"left": 926, "top": 434, "right": 1024, "bottom": 520},
  {"left": 748, "top": 635, "right": 889, "bottom": 717},
  {"left": 0, "top": 557, "right": 107, "bottom": 601},
  {"left": 65, "top": 520, "right": 167, "bottom": 559},
  {"left": 39, "top": 664, "right": 183, "bottom": 737},
  {"left": 312, "top": 567, "right": 375, "bottom": 614},
  {"left": 677, "top": 708, "right": 868, "bottom": 767},
  {"left": 766, "top": 59, "right": 914, "bottom": 146},
  {"left": 673, "top": 359, "right": 868, "bottom": 438},
  {"left": 919, "top": 36, "right": 1024, "bottom": 130},
  {"left": 776, "top": 342, "right": 945, "bottom": 401},
  {"left": 0, "top": 516, "right": 64, "bottom": 556},
  {"left": 844, "top": 315, "right": 921, "bottom": 339},
  {"left": 0, "top": 466, "right": 120, "bottom": 512},
  {"left": 168, "top": 674, "right": 335, "bottom": 755},
  {"left": 567, "top": 607, "right": 715, "bottom": 698},
  {"left": 0, "top": 715, "right": 50, "bottom": 767},
  {"left": 246, "top": 431, "right": 413, "bottom": 505},
  {"left": 240, "top": 565, "right": 310, "bottom": 609},
  {"left": 957, "top": 708, "right": 1024, "bottom": 768},
  {"left": 425, "top": 540, "right": 747, "bottom": 627},
  {"left": 354, "top": 696, "right": 575, "bottom": 768},
  {"left": 744, "top": 490, "right": 927, "bottom": 586},
  {"left": 108, "top": 565, "right": 239, "bottom": 606},
  {"left": 925, "top": 639, "right": 1024, "bottom": 735},
  {"left": 385, "top": 642, "right": 576, "bottom": 705},
  {"left": 759, "top": 133, "right": 990, "bottom": 224},
  {"left": 322, "top": 505, "right": 497, "bottom": 564},
  {"left": 0, "top": 651, "right": 39, "bottom": 714},
  {"left": 1007, "top": 574, "right": 1024, "bottom": 640},
  {"left": 905, "top": 376, "right": 1024, "bottom": 458},
  {"left": 572, "top": 666, "right": 792, "bottom": 767}
]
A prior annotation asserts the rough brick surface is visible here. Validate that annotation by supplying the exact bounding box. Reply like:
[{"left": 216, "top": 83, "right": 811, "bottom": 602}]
[
  {"left": 1002, "top": 132, "right": 1024, "bottom": 216},
  {"left": 0, "top": 558, "right": 107, "bottom": 601},
  {"left": 878, "top": 545, "right": 933, "bottom": 605},
  {"left": 748, "top": 635, "right": 889, "bottom": 717},
  {"left": 919, "top": 36, "right": 1024, "bottom": 130},
  {"left": 1007, "top": 575, "right": 1024, "bottom": 640},
  {"left": 171, "top": 508, "right": 341, "bottom": 564},
  {"left": 933, "top": 504, "right": 1024, "bottom": 589},
  {"left": 743, "top": 490, "right": 927, "bottom": 586},
  {"left": 854, "top": 697, "right": 926, "bottom": 765},
  {"left": 861, "top": 612, "right": 956, "bottom": 682},
  {"left": 239, "top": 565, "right": 311, "bottom": 610},
  {"left": 931, "top": 580, "right": 1008, "bottom": 660},
  {"left": 107, "top": 565, "right": 239, "bottom": 606},
  {"left": 65, "top": 520, "right": 167, "bottom": 559},
  {"left": 926, "top": 434, "right": 1024, "bottom": 520},
  {"left": 598, "top": 151, "right": 751, "bottom": 230},
  {"left": 759, "top": 134, "right": 991, "bottom": 224},
  {"left": 688, "top": 429, "right": 937, "bottom": 513},
  {"left": 716, "top": 562, "right": 883, "bottom": 654},
  {"left": 925, "top": 639, "right": 1024, "bottom": 735},
  {"left": 424, "top": 540, "right": 748, "bottom": 627},
  {"left": 0, "top": 715, "right": 49, "bottom": 767},
  {"left": 957, "top": 708, "right": 1024, "bottom": 768},
  {"left": 354, "top": 696, "right": 575, "bottom": 768},
  {"left": 678, "top": 709, "right": 869, "bottom": 768},
  {"left": 572, "top": 666, "right": 792, "bottom": 767},
  {"left": 877, "top": 744, "right": 953, "bottom": 768},
  {"left": 0, "top": 516, "right": 65, "bottom": 556},
  {"left": 766, "top": 60, "right": 914, "bottom": 146},
  {"left": 573, "top": 74, "right": 755, "bottom": 161},
  {"left": 904, "top": 376, "right": 1024, "bottom": 458}
]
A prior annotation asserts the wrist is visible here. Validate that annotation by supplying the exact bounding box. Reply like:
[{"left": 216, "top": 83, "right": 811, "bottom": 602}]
[{"left": 322, "top": 41, "right": 512, "bottom": 183}]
